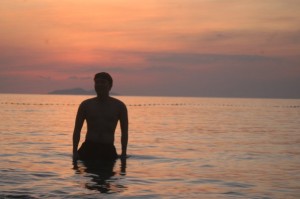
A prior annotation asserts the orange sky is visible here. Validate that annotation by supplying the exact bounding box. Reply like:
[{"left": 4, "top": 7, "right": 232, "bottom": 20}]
[{"left": 0, "top": 0, "right": 300, "bottom": 97}]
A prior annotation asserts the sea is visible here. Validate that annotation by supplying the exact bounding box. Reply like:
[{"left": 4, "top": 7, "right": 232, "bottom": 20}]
[{"left": 0, "top": 94, "right": 299, "bottom": 199}]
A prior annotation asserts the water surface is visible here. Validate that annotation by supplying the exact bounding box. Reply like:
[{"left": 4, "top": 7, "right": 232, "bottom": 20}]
[{"left": 1, "top": 94, "right": 300, "bottom": 198}]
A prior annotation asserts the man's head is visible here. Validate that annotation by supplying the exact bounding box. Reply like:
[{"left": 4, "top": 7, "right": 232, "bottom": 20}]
[
  {"left": 94, "top": 72, "right": 113, "bottom": 95},
  {"left": 94, "top": 72, "right": 113, "bottom": 88}
]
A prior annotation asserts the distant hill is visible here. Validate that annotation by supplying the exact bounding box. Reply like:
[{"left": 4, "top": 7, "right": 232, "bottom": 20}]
[
  {"left": 48, "top": 88, "right": 95, "bottom": 95},
  {"left": 48, "top": 88, "right": 119, "bottom": 95}
]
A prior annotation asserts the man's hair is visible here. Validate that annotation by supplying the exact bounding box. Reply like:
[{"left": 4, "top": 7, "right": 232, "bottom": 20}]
[{"left": 94, "top": 72, "right": 113, "bottom": 88}]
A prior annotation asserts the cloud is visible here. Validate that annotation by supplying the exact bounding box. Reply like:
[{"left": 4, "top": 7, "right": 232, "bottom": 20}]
[
  {"left": 144, "top": 52, "right": 278, "bottom": 65},
  {"left": 0, "top": 49, "right": 299, "bottom": 97},
  {"left": 38, "top": 75, "right": 52, "bottom": 80},
  {"left": 68, "top": 76, "right": 90, "bottom": 80}
]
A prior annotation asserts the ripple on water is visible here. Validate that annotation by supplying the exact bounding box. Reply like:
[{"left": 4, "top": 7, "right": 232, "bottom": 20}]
[{"left": 30, "top": 171, "right": 58, "bottom": 178}]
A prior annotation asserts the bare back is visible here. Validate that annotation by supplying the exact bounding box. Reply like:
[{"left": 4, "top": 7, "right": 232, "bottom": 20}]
[{"left": 78, "top": 97, "right": 126, "bottom": 144}]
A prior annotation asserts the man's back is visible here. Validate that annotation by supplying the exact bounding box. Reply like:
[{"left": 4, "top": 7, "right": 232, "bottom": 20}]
[{"left": 80, "top": 97, "right": 126, "bottom": 144}]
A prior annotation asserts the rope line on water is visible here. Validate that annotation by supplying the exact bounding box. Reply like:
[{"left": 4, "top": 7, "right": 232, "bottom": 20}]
[{"left": 1, "top": 102, "right": 299, "bottom": 108}]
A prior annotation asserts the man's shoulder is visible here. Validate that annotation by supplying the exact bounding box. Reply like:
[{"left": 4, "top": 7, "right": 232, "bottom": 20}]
[
  {"left": 109, "top": 97, "right": 126, "bottom": 107},
  {"left": 81, "top": 97, "right": 97, "bottom": 105}
]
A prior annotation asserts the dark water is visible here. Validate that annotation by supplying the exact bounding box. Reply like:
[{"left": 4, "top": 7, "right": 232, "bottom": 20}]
[{"left": 1, "top": 94, "right": 300, "bottom": 198}]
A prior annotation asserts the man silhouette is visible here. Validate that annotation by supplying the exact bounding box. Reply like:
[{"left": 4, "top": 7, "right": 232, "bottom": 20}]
[{"left": 72, "top": 72, "right": 128, "bottom": 161}]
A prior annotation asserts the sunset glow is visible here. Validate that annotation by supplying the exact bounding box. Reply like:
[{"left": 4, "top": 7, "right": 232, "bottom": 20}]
[{"left": 0, "top": 0, "right": 299, "bottom": 97}]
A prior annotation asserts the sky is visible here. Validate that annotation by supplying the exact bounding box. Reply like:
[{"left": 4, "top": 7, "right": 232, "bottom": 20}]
[{"left": 0, "top": 0, "right": 300, "bottom": 98}]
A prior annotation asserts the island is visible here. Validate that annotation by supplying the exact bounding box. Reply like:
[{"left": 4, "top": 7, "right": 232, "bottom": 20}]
[{"left": 48, "top": 88, "right": 118, "bottom": 95}]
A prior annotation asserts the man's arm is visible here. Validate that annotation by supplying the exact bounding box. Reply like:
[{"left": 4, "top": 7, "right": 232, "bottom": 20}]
[
  {"left": 72, "top": 103, "right": 85, "bottom": 161},
  {"left": 120, "top": 103, "right": 128, "bottom": 157}
]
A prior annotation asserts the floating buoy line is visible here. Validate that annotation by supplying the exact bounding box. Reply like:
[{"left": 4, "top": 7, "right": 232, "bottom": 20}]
[{"left": 0, "top": 102, "right": 299, "bottom": 108}]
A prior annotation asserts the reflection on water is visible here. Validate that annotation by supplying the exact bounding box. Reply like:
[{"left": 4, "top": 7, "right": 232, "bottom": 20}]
[{"left": 72, "top": 158, "right": 127, "bottom": 194}]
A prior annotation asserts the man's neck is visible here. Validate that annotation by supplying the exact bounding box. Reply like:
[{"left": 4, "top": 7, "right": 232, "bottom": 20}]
[{"left": 96, "top": 93, "right": 110, "bottom": 101}]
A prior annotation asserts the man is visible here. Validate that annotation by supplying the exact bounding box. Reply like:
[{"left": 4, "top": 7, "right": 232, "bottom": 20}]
[{"left": 72, "top": 72, "right": 128, "bottom": 161}]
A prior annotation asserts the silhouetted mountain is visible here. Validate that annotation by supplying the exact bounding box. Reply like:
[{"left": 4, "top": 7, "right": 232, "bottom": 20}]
[
  {"left": 49, "top": 88, "right": 95, "bottom": 95},
  {"left": 48, "top": 88, "right": 118, "bottom": 95},
  {"left": 48, "top": 88, "right": 119, "bottom": 95}
]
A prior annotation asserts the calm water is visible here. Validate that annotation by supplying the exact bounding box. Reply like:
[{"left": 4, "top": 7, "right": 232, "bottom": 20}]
[{"left": 0, "top": 94, "right": 300, "bottom": 198}]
